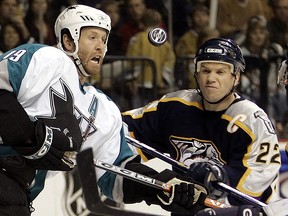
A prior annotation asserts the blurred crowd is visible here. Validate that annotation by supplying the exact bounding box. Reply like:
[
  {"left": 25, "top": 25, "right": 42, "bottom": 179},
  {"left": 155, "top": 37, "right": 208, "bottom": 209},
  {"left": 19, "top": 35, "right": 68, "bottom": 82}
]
[{"left": 1, "top": 0, "right": 288, "bottom": 138}]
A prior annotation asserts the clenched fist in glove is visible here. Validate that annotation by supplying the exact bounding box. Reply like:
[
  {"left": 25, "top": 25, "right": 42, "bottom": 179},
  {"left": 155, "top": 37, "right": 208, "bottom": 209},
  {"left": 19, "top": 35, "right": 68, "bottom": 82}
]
[
  {"left": 157, "top": 174, "right": 208, "bottom": 215},
  {"left": 0, "top": 90, "right": 82, "bottom": 171},
  {"left": 186, "top": 162, "right": 229, "bottom": 200},
  {"left": 22, "top": 119, "right": 82, "bottom": 171},
  {"left": 123, "top": 159, "right": 208, "bottom": 215}
]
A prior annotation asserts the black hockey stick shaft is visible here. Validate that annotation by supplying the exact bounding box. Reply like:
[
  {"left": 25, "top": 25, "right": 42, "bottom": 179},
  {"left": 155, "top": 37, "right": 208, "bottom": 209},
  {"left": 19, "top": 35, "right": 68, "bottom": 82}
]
[
  {"left": 76, "top": 148, "right": 158, "bottom": 216},
  {"left": 125, "top": 135, "right": 267, "bottom": 208},
  {"left": 94, "top": 159, "right": 232, "bottom": 209}
]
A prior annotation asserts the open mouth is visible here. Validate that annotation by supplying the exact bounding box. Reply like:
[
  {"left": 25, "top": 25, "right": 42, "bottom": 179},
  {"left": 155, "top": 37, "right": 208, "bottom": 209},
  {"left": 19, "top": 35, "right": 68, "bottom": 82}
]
[{"left": 91, "top": 56, "right": 100, "bottom": 64}]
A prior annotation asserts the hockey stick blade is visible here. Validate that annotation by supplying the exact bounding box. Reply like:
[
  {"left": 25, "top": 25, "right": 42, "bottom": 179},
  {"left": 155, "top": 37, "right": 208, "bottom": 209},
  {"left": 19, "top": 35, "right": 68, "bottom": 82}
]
[
  {"left": 76, "top": 148, "right": 157, "bottom": 216},
  {"left": 125, "top": 135, "right": 267, "bottom": 208}
]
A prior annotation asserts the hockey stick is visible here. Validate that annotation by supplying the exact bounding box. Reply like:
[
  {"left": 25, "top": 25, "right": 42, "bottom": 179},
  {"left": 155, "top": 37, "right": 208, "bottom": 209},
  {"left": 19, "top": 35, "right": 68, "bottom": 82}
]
[
  {"left": 94, "top": 158, "right": 231, "bottom": 209},
  {"left": 76, "top": 147, "right": 158, "bottom": 216},
  {"left": 125, "top": 135, "right": 267, "bottom": 208},
  {"left": 76, "top": 148, "right": 232, "bottom": 214}
]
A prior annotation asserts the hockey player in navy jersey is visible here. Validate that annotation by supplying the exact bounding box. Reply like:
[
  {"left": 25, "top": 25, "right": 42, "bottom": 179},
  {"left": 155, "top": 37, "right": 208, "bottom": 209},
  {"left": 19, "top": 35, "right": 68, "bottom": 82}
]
[
  {"left": 123, "top": 38, "right": 288, "bottom": 215},
  {"left": 0, "top": 5, "right": 209, "bottom": 215}
]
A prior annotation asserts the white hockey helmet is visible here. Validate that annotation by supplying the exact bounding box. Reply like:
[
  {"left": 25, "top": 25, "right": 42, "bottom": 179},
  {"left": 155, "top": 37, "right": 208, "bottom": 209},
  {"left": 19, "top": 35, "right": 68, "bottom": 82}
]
[
  {"left": 54, "top": 5, "right": 111, "bottom": 76},
  {"left": 55, "top": 4, "right": 111, "bottom": 53}
]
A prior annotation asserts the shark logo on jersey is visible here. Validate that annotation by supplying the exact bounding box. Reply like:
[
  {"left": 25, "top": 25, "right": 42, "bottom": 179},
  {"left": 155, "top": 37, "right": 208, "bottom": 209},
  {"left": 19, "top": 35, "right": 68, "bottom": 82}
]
[
  {"left": 170, "top": 136, "right": 225, "bottom": 166},
  {"left": 35, "top": 79, "right": 80, "bottom": 130},
  {"left": 35, "top": 78, "right": 98, "bottom": 141},
  {"left": 34, "top": 79, "right": 82, "bottom": 151}
]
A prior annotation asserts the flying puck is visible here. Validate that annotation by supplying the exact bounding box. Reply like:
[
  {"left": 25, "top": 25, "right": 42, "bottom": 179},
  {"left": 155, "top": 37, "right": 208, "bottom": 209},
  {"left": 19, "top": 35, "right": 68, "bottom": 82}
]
[{"left": 148, "top": 28, "right": 167, "bottom": 46}]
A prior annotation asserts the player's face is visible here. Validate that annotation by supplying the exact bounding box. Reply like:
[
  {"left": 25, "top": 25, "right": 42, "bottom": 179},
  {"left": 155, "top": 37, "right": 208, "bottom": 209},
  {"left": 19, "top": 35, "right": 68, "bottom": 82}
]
[
  {"left": 196, "top": 61, "right": 239, "bottom": 109},
  {"left": 77, "top": 27, "right": 108, "bottom": 76}
]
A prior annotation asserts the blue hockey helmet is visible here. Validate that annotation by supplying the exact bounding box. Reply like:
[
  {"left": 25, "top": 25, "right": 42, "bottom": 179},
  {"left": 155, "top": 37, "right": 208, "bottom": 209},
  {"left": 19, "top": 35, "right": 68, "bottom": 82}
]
[{"left": 194, "top": 38, "right": 246, "bottom": 75}]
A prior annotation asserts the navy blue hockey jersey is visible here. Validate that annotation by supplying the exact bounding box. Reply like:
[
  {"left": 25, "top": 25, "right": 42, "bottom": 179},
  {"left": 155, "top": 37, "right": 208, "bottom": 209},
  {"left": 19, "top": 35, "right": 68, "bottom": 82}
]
[{"left": 123, "top": 89, "right": 281, "bottom": 204}]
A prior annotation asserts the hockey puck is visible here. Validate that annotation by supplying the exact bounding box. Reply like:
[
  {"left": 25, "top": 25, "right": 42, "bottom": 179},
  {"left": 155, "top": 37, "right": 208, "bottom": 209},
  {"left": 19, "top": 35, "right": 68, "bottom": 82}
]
[{"left": 148, "top": 28, "right": 167, "bottom": 46}]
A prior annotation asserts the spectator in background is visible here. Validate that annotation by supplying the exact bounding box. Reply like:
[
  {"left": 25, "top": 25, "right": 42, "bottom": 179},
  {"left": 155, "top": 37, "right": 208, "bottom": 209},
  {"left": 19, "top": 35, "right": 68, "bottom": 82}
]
[
  {"left": 260, "top": 0, "right": 274, "bottom": 22},
  {"left": 0, "top": 21, "right": 26, "bottom": 54},
  {"left": 267, "top": 0, "right": 288, "bottom": 50},
  {"left": 45, "top": 0, "right": 75, "bottom": 27},
  {"left": 239, "top": 16, "right": 270, "bottom": 105},
  {"left": 118, "top": 0, "right": 147, "bottom": 53},
  {"left": 0, "top": 0, "right": 33, "bottom": 43},
  {"left": 170, "top": 0, "right": 192, "bottom": 43},
  {"left": 216, "top": 0, "right": 265, "bottom": 44},
  {"left": 145, "top": 0, "right": 168, "bottom": 30},
  {"left": 24, "top": 0, "right": 56, "bottom": 45},
  {"left": 197, "top": 27, "right": 220, "bottom": 48},
  {"left": 174, "top": 4, "right": 210, "bottom": 58},
  {"left": 126, "top": 8, "right": 176, "bottom": 108},
  {"left": 100, "top": 0, "right": 124, "bottom": 55},
  {"left": 239, "top": 15, "right": 285, "bottom": 136},
  {"left": 174, "top": 4, "right": 219, "bottom": 89}
]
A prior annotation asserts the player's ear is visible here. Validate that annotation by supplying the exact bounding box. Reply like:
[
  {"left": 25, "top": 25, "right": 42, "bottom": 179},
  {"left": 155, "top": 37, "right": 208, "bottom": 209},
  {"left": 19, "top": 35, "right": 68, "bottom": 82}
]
[
  {"left": 62, "top": 34, "right": 75, "bottom": 52},
  {"left": 234, "top": 72, "right": 241, "bottom": 87}
]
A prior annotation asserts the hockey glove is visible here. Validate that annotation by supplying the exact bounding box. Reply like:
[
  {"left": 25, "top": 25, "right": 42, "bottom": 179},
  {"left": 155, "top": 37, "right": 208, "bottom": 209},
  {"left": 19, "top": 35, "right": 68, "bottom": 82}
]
[
  {"left": 123, "top": 159, "right": 207, "bottom": 214},
  {"left": 277, "top": 59, "right": 288, "bottom": 85},
  {"left": 156, "top": 170, "right": 208, "bottom": 215},
  {"left": 186, "top": 162, "right": 229, "bottom": 200},
  {"left": 19, "top": 119, "right": 82, "bottom": 171}
]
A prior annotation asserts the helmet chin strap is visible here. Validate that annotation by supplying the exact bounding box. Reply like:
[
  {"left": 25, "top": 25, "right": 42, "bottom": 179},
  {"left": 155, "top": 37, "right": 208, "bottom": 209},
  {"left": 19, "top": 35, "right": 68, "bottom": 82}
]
[
  {"left": 72, "top": 54, "right": 89, "bottom": 77},
  {"left": 61, "top": 41, "right": 90, "bottom": 77},
  {"left": 61, "top": 39, "right": 108, "bottom": 78},
  {"left": 71, "top": 42, "right": 108, "bottom": 78}
]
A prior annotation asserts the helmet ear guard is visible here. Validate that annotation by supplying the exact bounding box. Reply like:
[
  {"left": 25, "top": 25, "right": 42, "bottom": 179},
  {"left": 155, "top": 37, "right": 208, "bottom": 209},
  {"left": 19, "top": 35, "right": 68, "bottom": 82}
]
[{"left": 194, "top": 38, "right": 246, "bottom": 76}]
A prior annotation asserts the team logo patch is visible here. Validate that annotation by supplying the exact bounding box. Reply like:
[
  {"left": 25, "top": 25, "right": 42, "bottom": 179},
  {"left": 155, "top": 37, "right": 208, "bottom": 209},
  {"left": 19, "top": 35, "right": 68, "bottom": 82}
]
[{"left": 170, "top": 136, "right": 225, "bottom": 166}]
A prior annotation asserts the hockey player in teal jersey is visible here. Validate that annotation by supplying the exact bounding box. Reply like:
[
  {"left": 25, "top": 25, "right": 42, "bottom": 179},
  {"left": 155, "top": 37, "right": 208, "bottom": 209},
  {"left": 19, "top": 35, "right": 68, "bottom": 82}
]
[
  {"left": 0, "top": 5, "right": 208, "bottom": 215},
  {"left": 123, "top": 38, "right": 288, "bottom": 215}
]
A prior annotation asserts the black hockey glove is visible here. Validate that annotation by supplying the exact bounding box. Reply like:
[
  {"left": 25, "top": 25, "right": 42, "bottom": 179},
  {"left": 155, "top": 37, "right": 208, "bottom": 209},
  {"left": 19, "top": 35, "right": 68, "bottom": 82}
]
[
  {"left": 0, "top": 90, "right": 82, "bottom": 171},
  {"left": 185, "top": 162, "right": 229, "bottom": 200},
  {"left": 123, "top": 157, "right": 207, "bottom": 214},
  {"left": 17, "top": 119, "right": 82, "bottom": 171},
  {"left": 154, "top": 169, "right": 208, "bottom": 215}
]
